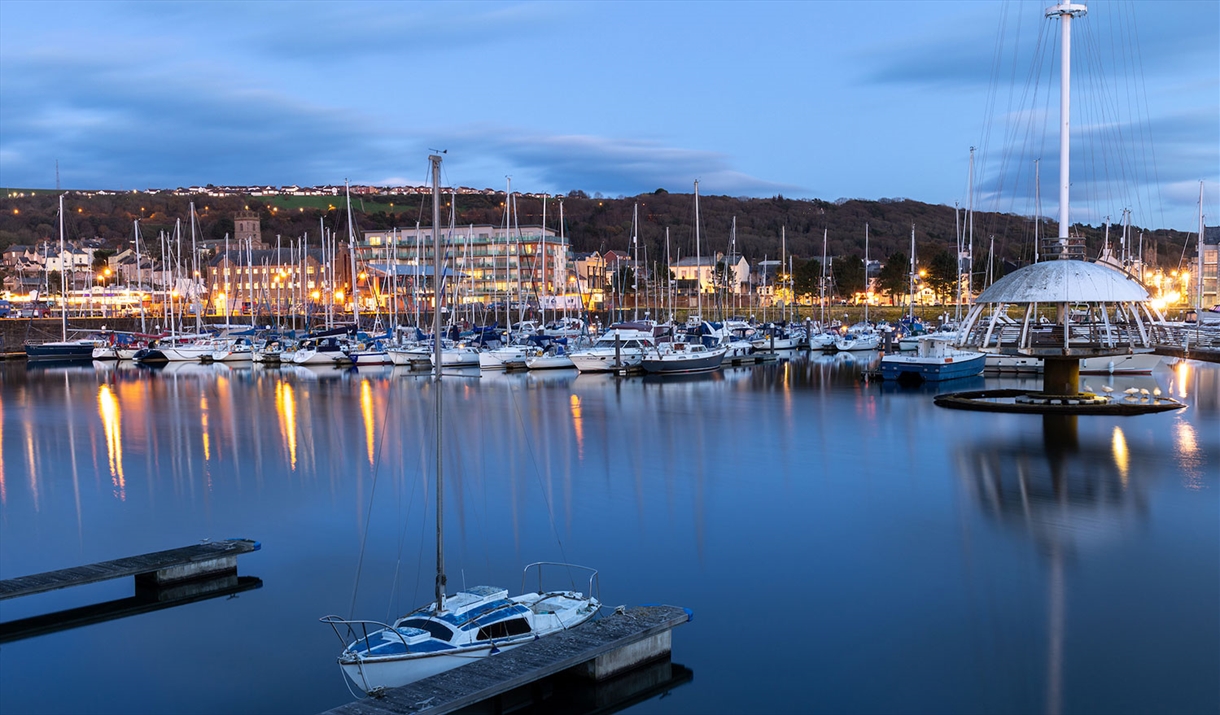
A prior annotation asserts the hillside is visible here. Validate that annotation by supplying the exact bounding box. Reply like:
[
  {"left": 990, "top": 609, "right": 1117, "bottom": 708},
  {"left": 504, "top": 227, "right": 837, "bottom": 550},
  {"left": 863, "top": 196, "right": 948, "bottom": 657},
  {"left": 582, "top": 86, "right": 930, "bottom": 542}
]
[{"left": 0, "top": 187, "right": 1196, "bottom": 273}]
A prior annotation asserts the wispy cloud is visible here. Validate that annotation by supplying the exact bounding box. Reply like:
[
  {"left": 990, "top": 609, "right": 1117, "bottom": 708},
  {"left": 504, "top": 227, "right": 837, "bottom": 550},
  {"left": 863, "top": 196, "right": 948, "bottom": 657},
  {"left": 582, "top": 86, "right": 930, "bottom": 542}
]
[{"left": 437, "top": 128, "right": 800, "bottom": 197}]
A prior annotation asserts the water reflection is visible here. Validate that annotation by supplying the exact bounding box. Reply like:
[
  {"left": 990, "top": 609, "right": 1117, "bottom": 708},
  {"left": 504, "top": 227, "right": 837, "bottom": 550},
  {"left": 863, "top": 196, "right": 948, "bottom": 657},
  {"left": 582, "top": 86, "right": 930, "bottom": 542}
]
[
  {"left": 0, "top": 356, "right": 1214, "bottom": 715},
  {"left": 98, "top": 383, "right": 126, "bottom": 499},
  {"left": 956, "top": 415, "right": 1153, "bottom": 715}
]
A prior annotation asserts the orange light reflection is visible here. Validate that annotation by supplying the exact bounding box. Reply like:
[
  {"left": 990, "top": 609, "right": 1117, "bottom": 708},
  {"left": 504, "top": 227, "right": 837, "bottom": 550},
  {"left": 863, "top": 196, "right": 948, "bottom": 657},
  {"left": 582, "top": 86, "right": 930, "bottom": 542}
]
[
  {"left": 570, "top": 394, "right": 583, "bottom": 460},
  {"left": 98, "top": 384, "right": 126, "bottom": 500},
  {"left": 277, "top": 381, "right": 298, "bottom": 470},
  {"left": 361, "top": 380, "right": 375, "bottom": 466}
]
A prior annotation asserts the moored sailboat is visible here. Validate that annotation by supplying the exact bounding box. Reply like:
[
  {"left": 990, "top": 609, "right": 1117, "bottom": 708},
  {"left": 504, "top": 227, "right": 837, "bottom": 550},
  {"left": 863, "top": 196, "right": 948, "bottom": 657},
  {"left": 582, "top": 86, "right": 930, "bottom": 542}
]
[{"left": 321, "top": 154, "right": 600, "bottom": 695}]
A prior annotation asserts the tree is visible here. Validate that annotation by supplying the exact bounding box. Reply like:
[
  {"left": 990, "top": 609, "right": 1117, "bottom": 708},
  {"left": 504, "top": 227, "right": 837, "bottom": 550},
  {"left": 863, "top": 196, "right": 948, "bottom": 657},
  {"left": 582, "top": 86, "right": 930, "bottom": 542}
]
[
  {"left": 926, "top": 249, "right": 958, "bottom": 303},
  {"left": 91, "top": 250, "right": 115, "bottom": 271},
  {"left": 831, "top": 255, "right": 864, "bottom": 300},
  {"left": 613, "top": 265, "right": 635, "bottom": 295},
  {"left": 973, "top": 251, "right": 1006, "bottom": 290},
  {"left": 876, "top": 251, "right": 909, "bottom": 303},
  {"left": 792, "top": 257, "right": 822, "bottom": 300}
]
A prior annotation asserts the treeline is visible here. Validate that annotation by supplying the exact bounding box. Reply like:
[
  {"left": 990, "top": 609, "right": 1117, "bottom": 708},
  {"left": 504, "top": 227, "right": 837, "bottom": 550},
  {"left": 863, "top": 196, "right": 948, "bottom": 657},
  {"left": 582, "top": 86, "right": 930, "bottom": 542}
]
[{"left": 0, "top": 188, "right": 1195, "bottom": 277}]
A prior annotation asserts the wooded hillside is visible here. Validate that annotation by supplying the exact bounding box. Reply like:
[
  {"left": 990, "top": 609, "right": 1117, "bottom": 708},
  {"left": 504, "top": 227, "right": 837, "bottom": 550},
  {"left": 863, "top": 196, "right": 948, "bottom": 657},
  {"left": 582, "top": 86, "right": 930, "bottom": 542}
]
[{"left": 0, "top": 188, "right": 1196, "bottom": 274}]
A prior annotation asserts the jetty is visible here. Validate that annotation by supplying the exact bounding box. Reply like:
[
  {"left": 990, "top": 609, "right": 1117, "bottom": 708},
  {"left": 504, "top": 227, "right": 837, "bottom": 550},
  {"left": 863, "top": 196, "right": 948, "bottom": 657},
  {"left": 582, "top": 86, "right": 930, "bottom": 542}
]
[
  {"left": 0, "top": 539, "right": 262, "bottom": 643},
  {"left": 323, "top": 604, "right": 690, "bottom": 715}
]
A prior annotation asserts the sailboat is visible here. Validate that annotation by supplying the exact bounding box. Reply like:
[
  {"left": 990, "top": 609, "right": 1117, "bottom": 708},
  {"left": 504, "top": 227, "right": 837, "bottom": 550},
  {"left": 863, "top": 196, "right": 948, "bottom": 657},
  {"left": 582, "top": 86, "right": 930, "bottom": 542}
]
[
  {"left": 321, "top": 155, "right": 601, "bottom": 696},
  {"left": 834, "top": 224, "right": 881, "bottom": 352},
  {"left": 24, "top": 194, "right": 97, "bottom": 362}
]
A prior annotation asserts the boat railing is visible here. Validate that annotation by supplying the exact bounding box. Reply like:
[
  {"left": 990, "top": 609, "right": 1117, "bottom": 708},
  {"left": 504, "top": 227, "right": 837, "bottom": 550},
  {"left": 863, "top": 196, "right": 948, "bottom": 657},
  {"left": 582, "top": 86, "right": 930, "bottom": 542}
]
[
  {"left": 521, "top": 562, "right": 600, "bottom": 601},
  {"left": 319, "top": 615, "right": 411, "bottom": 653}
]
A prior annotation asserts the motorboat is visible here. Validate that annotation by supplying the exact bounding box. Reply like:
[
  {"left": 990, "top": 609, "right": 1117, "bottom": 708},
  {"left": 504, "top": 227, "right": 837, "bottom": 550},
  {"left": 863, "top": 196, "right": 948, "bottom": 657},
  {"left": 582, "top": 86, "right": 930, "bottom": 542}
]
[
  {"left": 879, "top": 335, "right": 987, "bottom": 383},
  {"left": 568, "top": 328, "right": 655, "bottom": 373},
  {"left": 640, "top": 340, "right": 727, "bottom": 374}
]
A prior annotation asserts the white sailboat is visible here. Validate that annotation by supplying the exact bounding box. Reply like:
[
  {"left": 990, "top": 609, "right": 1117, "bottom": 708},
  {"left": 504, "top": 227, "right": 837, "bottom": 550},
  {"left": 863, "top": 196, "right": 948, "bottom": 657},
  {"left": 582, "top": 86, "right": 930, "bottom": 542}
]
[{"left": 322, "top": 155, "right": 600, "bottom": 695}]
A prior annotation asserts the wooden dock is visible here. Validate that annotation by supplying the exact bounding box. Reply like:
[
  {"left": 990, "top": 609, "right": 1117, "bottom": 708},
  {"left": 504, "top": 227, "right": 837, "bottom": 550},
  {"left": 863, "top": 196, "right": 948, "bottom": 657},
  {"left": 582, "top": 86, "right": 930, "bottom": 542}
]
[
  {"left": 323, "top": 605, "right": 691, "bottom": 715},
  {"left": 0, "top": 538, "right": 260, "bottom": 600}
]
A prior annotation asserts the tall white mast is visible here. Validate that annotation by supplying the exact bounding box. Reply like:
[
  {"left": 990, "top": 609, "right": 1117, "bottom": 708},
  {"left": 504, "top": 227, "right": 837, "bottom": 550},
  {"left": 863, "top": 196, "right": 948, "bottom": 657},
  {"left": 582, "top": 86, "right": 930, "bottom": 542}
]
[
  {"left": 820, "top": 228, "right": 827, "bottom": 326},
  {"left": 190, "top": 202, "right": 200, "bottom": 332},
  {"left": 908, "top": 224, "right": 916, "bottom": 323},
  {"left": 694, "top": 180, "right": 702, "bottom": 320},
  {"left": 863, "top": 223, "right": 870, "bottom": 324},
  {"left": 1047, "top": 0, "right": 1087, "bottom": 257},
  {"left": 541, "top": 194, "right": 548, "bottom": 327},
  {"left": 632, "top": 203, "right": 639, "bottom": 321},
  {"left": 428, "top": 153, "right": 446, "bottom": 615},
  {"left": 967, "top": 147, "right": 975, "bottom": 300},
  {"left": 134, "top": 219, "right": 146, "bottom": 333},
  {"left": 1034, "top": 159, "right": 1042, "bottom": 263},
  {"left": 345, "top": 180, "right": 361, "bottom": 327},
  {"left": 57, "top": 195, "right": 67, "bottom": 339},
  {"left": 1199, "top": 181, "right": 1206, "bottom": 312},
  {"left": 781, "top": 226, "right": 786, "bottom": 321}
]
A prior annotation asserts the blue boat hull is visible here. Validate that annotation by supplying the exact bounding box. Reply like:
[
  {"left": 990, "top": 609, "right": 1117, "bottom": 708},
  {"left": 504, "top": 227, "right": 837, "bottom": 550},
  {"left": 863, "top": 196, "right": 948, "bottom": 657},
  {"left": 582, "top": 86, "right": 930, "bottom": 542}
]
[{"left": 879, "top": 353, "right": 986, "bottom": 383}]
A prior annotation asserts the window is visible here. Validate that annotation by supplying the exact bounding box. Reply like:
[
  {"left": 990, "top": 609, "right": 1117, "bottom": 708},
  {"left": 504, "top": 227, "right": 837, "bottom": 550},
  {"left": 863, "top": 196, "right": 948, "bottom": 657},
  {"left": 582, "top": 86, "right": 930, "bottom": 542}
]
[
  {"left": 398, "top": 618, "right": 455, "bottom": 642},
  {"left": 476, "top": 618, "right": 531, "bottom": 640}
]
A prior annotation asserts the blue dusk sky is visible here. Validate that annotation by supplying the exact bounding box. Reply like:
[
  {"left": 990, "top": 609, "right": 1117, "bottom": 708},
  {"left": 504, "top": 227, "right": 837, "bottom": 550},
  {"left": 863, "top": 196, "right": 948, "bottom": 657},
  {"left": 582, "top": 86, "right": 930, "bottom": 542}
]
[{"left": 0, "top": 0, "right": 1216, "bottom": 230}]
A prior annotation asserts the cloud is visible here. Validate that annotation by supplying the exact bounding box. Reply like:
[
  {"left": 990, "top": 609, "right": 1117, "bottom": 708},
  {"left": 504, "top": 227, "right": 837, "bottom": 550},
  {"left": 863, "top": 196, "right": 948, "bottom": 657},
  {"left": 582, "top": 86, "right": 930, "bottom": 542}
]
[
  {"left": 863, "top": 1, "right": 1218, "bottom": 88},
  {"left": 0, "top": 49, "right": 790, "bottom": 200},
  {"left": 971, "top": 109, "right": 1218, "bottom": 227},
  {"left": 436, "top": 128, "right": 800, "bottom": 197}
]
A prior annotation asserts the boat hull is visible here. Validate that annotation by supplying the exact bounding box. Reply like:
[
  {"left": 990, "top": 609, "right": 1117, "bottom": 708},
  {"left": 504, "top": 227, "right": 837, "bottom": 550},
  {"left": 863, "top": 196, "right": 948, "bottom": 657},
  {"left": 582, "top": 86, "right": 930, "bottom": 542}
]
[
  {"left": 340, "top": 641, "right": 521, "bottom": 694},
  {"left": 25, "top": 342, "right": 95, "bottom": 362},
  {"left": 984, "top": 352, "right": 1162, "bottom": 375},
  {"left": 640, "top": 349, "right": 726, "bottom": 374},
  {"left": 880, "top": 352, "right": 987, "bottom": 382}
]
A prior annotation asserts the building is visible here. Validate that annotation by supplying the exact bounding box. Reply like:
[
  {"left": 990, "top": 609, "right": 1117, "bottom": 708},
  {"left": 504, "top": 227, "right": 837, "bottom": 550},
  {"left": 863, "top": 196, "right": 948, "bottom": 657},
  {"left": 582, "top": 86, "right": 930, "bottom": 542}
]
[
  {"left": 359, "top": 224, "right": 570, "bottom": 307},
  {"left": 234, "top": 210, "right": 264, "bottom": 249},
  {"left": 206, "top": 248, "right": 350, "bottom": 314},
  {"left": 672, "top": 253, "right": 749, "bottom": 295},
  {"left": 1200, "top": 226, "right": 1219, "bottom": 309}
]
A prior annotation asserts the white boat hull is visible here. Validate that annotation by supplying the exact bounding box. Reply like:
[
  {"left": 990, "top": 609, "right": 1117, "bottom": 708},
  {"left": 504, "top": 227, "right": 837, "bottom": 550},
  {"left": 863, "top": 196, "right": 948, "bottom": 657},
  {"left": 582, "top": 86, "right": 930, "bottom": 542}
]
[
  {"left": 526, "top": 354, "right": 575, "bottom": 370},
  {"left": 985, "top": 352, "right": 1162, "bottom": 374},
  {"left": 340, "top": 642, "right": 521, "bottom": 694}
]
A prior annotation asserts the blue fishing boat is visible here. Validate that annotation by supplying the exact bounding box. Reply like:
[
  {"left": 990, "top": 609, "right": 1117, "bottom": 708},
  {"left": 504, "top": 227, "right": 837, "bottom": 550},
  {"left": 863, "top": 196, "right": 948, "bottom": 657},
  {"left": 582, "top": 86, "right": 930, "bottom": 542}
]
[{"left": 879, "top": 336, "right": 986, "bottom": 383}]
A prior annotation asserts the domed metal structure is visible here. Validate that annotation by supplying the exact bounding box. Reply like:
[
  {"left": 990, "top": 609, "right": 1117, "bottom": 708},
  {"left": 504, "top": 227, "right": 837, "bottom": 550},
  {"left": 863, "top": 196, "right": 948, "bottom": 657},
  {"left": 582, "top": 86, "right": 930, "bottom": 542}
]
[{"left": 958, "top": 259, "right": 1166, "bottom": 365}]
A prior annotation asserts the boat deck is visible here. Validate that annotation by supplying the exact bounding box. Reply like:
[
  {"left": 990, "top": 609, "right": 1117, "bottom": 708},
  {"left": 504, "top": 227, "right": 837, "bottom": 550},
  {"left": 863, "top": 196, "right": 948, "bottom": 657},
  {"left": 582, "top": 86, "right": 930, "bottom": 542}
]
[{"left": 322, "top": 604, "right": 690, "bottom": 715}]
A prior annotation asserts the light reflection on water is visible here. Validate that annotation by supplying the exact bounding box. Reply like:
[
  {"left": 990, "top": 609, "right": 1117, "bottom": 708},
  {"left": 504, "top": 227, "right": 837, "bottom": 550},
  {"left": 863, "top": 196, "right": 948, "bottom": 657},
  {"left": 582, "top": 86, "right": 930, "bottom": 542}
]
[{"left": 0, "top": 356, "right": 1216, "bottom": 715}]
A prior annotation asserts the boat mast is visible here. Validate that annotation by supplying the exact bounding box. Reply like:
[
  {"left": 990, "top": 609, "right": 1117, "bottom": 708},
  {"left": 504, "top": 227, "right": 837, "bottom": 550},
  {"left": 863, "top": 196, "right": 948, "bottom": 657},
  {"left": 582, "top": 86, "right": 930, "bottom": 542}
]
[
  {"left": 967, "top": 147, "right": 975, "bottom": 301},
  {"left": 908, "top": 224, "right": 916, "bottom": 323},
  {"left": 1048, "top": 0, "right": 1087, "bottom": 258},
  {"left": 820, "top": 228, "right": 827, "bottom": 326},
  {"left": 429, "top": 153, "right": 446, "bottom": 614},
  {"left": 135, "top": 220, "right": 146, "bottom": 334},
  {"left": 346, "top": 180, "right": 361, "bottom": 328},
  {"left": 781, "top": 226, "right": 786, "bottom": 322},
  {"left": 665, "top": 227, "right": 672, "bottom": 321},
  {"left": 541, "top": 194, "right": 548, "bottom": 327},
  {"left": 190, "top": 202, "right": 201, "bottom": 333},
  {"left": 694, "top": 180, "right": 702, "bottom": 320},
  {"left": 1195, "top": 179, "right": 1205, "bottom": 309},
  {"left": 863, "top": 223, "right": 870, "bottom": 324},
  {"left": 224, "top": 233, "right": 231, "bottom": 326},
  {"left": 57, "top": 194, "right": 66, "bottom": 341},
  {"left": 632, "top": 203, "right": 639, "bottom": 321},
  {"left": 1034, "top": 159, "right": 1041, "bottom": 263}
]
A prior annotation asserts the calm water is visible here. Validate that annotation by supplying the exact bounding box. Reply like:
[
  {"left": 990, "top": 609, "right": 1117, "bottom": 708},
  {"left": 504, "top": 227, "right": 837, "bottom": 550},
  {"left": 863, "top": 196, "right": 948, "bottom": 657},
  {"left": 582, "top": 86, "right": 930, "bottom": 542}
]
[{"left": 0, "top": 355, "right": 1216, "bottom": 715}]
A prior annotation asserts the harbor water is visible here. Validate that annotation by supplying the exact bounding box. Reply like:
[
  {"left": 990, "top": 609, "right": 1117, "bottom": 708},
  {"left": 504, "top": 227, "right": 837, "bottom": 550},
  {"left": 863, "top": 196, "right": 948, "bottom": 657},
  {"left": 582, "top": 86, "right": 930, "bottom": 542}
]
[{"left": 0, "top": 355, "right": 1216, "bottom": 714}]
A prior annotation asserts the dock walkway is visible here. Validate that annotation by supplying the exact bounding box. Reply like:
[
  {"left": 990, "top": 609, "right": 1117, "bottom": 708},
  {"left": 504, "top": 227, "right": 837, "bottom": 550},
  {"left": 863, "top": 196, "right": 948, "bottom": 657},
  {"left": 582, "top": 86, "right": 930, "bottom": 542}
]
[
  {"left": 0, "top": 538, "right": 260, "bottom": 600},
  {"left": 324, "top": 605, "right": 690, "bottom": 715}
]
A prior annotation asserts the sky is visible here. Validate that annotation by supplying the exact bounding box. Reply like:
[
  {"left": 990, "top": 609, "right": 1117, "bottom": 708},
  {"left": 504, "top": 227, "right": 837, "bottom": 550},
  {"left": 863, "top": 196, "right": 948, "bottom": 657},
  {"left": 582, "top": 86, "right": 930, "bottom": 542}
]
[{"left": 0, "top": 0, "right": 1216, "bottom": 230}]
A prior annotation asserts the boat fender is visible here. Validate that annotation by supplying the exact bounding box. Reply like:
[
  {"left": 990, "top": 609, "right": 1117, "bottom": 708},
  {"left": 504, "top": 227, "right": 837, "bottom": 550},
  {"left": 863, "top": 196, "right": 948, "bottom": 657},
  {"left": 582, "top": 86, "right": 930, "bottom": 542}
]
[{"left": 489, "top": 643, "right": 500, "bottom": 655}]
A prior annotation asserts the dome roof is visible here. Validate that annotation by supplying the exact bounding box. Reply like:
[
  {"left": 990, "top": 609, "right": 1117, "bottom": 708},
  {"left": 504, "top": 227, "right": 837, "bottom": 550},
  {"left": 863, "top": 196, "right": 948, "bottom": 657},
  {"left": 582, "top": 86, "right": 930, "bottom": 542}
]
[{"left": 975, "top": 259, "right": 1149, "bottom": 304}]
